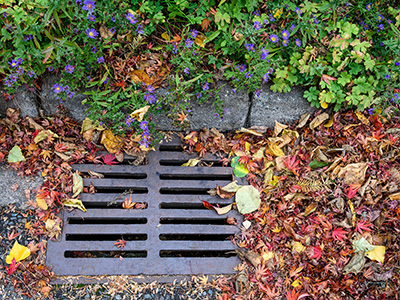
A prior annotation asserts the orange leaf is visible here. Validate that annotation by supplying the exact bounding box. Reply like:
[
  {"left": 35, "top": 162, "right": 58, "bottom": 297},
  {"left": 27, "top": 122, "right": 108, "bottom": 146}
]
[
  {"left": 321, "top": 74, "right": 337, "bottom": 86},
  {"left": 129, "top": 69, "right": 154, "bottom": 85},
  {"left": 201, "top": 18, "right": 211, "bottom": 31}
]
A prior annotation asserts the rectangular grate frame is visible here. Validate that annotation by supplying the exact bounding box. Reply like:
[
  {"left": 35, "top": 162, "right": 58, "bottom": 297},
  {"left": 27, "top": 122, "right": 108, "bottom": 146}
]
[{"left": 46, "top": 138, "right": 245, "bottom": 277}]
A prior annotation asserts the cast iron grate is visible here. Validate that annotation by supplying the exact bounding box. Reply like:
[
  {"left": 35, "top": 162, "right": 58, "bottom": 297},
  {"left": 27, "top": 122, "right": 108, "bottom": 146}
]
[{"left": 46, "top": 139, "right": 244, "bottom": 277}]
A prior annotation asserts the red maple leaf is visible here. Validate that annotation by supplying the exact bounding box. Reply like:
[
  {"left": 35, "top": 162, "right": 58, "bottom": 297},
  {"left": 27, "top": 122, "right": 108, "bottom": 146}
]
[
  {"left": 286, "top": 289, "right": 301, "bottom": 300},
  {"left": 332, "top": 227, "right": 348, "bottom": 242},
  {"left": 308, "top": 246, "right": 322, "bottom": 260},
  {"left": 114, "top": 239, "right": 127, "bottom": 250},
  {"left": 347, "top": 185, "right": 360, "bottom": 199},
  {"left": 103, "top": 153, "right": 118, "bottom": 165},
  {"left": 355, "top": 220, "right": 373, "bottom": 234},
  {"left": 202, "top": 200, "right": 215, "bottom": 210},
  {"left": 54, "top": 142, "right": 68, "bottom": 152},
  {"left": 284, "top": 154, "right": 300, "bottom": 174},
  {"left": 6, "top": 258, "right": 20, "bottom": 275}
]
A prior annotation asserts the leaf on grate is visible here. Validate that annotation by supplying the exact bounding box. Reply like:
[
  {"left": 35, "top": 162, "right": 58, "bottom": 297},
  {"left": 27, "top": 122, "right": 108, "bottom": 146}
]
[
  {"left": 100, "top": 129, "right": 124, "bottom": 153},
  {"left": 63, "top": 198, "right": 87, "bottom": 212},
  {"left": 235, "top": 185, "right": 261, "bottom": 214},
  {"left": 202, "top": 201, "right": 232, "bottom": 215},
  {"left": 72, "top": 171, "right": 83, "bottom": 198},
  {"left": 103, "top": 153, "right": 118, "bottom": 165},
  {"left": 216, "top": 185, "right": 235, "bottom": 199},
  {"left": 181, "top": 158, "right": 200, "bottom": 166},
  {"left": 114, "top": 239, "right": 127, "bottom": 250},
  {"left": 122, "top": 195, "right": 136, "bottom": 209}
]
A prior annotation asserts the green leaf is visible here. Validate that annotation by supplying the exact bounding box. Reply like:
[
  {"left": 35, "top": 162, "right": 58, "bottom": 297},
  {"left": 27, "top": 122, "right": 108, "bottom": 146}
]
[
  {"left": 204, "top": 30, "right": 221, "bottom": 44},
  {"left": 363, "top": 54, "right": 375, "bottom": 71},
  {"left": 231, "top": 156, "right": 249, "bottom": 178},
  {"left": 337, "top": 72, "right": 351, "bottom": 86},
  {"left": 309, "top": 160, "right": 330, "bottom": 169},
  {"left": 342, "top": 22, "right": 359, "bottom": 36},
  {"left": 8, "top": 146, "right": 25, "bottom": 163},
  {"left": 353, "top": 237, "right": 376, "bottom": 253},
  {"left": 235, "top": 185, "right": 261, "bottom": 214}
]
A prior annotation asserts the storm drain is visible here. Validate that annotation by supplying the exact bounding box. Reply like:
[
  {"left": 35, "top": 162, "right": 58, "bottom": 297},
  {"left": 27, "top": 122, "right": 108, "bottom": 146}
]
[{"left": 46, "top": 139, "right": 244, "bottom": 278}]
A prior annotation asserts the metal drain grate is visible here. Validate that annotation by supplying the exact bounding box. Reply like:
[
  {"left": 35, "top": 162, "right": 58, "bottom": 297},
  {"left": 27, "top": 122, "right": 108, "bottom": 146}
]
[{"left": 46, "top": 139, "right": 244, "bottom": 277}]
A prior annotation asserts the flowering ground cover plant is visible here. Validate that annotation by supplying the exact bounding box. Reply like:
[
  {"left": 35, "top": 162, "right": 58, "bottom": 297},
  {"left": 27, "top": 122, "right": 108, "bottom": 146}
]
[{"left": 0, "top": 0, "right": 400, "bottom": 139}]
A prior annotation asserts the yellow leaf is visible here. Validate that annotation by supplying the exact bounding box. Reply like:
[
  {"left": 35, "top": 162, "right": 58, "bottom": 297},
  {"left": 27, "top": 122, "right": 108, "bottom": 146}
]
[
  {"left": 181, "top": 158, "right": 200, "bottom": 167},
  {"left": 324, "top": 118, "right": 333, "bottom": 128},
  {"left": 320, "top": 102, "right": 328, "bottom": 109},
  {"left": 130, "top": 105, "right": 150, "bottom": 122},
  {"left": 309, "top": 113, "right": 329, "bottom": 130},
  {"left": 274, "top": 121, "right": 288, "bottom": 136},
  {"left": 348, "top": 200, "right": 356, "bottom": 225},
  {"left": 45, "top": 219, "right": 55, "bottom": 231},
  {"left": 100, "top": 130, "right": 124, "bottom": 153},
  {"left": 268, "top": 142, "right": 284, "bottom": 157},
  {"left": 271, "top": 226, "right": 281, "bottom": 233},
  {"left": 245, "top": 142, "right": 251, "bottom": 151},
  {"left": 36, "top": 195, "right": 48, "bottom": 210},
  {"left": 292, "top": 279, "right": 302, "bottom": 288},
  {"left": 161, "top": 32, "right": 170, "bottom": 41},
  {"left": 6, "top": 241, "right": 31, "bottom": 264},
  {"left": 129, "top": 69, "right": 154, "bottom": 85},
  {"left": 293, "top": 241, "right": 306, "bottom": 253},
  {"left": 262, "top": 251, "right": 274, "bottom": 261},
  {"left": 355, "top": 111, "right": 370, "bottom": 125},
  {"left": 63, "top": 198, "right": 87, "bottom": 212},
  {"left": 273, "top": 7, "right": 283, "bottom": 19},
  {"left": 366, "top": 245, "right": 386, "bottom": 263},
  {"left": 194, "top": 35, "right": 206, "bottom": 47}
]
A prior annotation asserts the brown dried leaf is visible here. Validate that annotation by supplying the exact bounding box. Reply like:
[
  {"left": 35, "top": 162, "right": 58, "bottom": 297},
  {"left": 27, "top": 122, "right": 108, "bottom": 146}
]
[
  {"left": 100, "top": 130, "right": 124, "bottom": 154},
  {"left": 338, "top": 162, "right": 368, "bottom": 185},
  {"left": 309, "top": 113, "right": 329, "bottom": 130}
]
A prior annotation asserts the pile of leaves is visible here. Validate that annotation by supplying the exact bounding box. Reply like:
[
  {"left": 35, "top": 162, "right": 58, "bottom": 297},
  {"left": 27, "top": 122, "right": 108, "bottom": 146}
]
[{"left": 183, "top": 108, "right": 400, "bottom": 299}]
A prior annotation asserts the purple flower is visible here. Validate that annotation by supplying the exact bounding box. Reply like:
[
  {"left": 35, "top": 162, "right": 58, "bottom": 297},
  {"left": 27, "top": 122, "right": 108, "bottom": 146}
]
[
  {"left": 395, "top": 62, "right": 399, "bottom": 66},
  {"left": 8, "top": 59, "right": 19, "bottom": 68},
  {"left": 196, "top": 92, "right": 201, "bottom": 99},
  {"left": 185, "top": 39, "right": 193, "bottom": 48},
  {"left": 91, "top": 46, "right": 97, "bottom": 53},
  {"left": 254, "top": 10, "right": 260, "bottom": 16},
  {"left": 65, "top": 64, "right": 75, "bottom": 74},
  {"left": 202, "top": 82, "right": 209, "bottom": 91},
  {"left": 260, "top": 48, "right": 269, "bottom": 60},
  {"left": 262, "top": 74, "right": 269, "bottom": 83},
  {"left": 192, "top": 50, "right": 197, "bottom": 56},
  {"left": 97, "top": 56, "right": 104, "bottom": 64},
  {"left": 76, "top": 0, "right": 82, "bottom": 5},
  {"left": 290, "top": 24, "right": 296, "bottom": 32},
  {"left": 10, "top": 74, "right": 18, "bottom": 83},
  {"left": 136, "top": 24, "right": 144, "bottom": 34},
  {"left": 380, "top": 42, "right": 385, "bottom": 46},
  {"left": 281, "top": 29, "right": 289, "bottom": 40},
  {"left": 377, "top": 15, "right": 384, "bottom": 22},
  {"left": 23, "top": 34, "right": 33, "bottom": 41},
  {"left": 269, "top": 15, "right": 275, "bottom": 22},
  {"left": 267, "top": 68, "right": 274, "bottom": 75},
  {"left": 125, "top": 116, "right": 134, "bottom": 128},
  {"left": 27, "top": 70, "right": 35, "bottom": 78},
  {"left": 377, "top": 24, "right": 384, "bottom": 32},
  {"left": 83, "top": 0, "right": 96, "bottom": 12},
  {"left": 111, "top": 16, "right": 116, "bottom": 22},
  {"left": 143, "top": 93, "right": 157, "bottom": 104},
  {"left": 16, "top": 67, "right": 24, "bottom": 76},
  {"left": 245, "top": 72, "right": 253, "bottom": 79},
  {"left": 263, "top": 19, "right": 269, "bottom": 25},
  {"left": 110, "top": 27, "right": 116, "bottom": 34},
  {"left": 214, "top": 113, "right": 219, "bottom": 118},
  {"left": 237, "top": 64, "right": 246, "bottom": 72},
  {"left": 232, "top": 89, "right": 236, "bottom": 93},
  {"left": 366, "top": 3, "right": 372, "bottom": 11},
  {"left": 48, "top": 66, "right": 54, "bottom": 71},
  {"left": 385, "top": 74, "right": 390, "bottom": 80},
  {"left": 140, "top": 121, "right": 148, "bottom": 130},
  {"left": 314, "top": 17, "right": 319, "bottom": 24},
  {"left": 53, "top": 83, "right": 63, "bottom": 93},
  {"left": 253, "top": 21, "right": 262, "bottom": 30},
  {"left": 104, "top": 77, "right": 109, "bottom": 84},
  {"left": 255, "top": 89, "right": 261, "bottom": 97},
  {"left": 295, "top": 39, "right": 301, "bottom": 47},
  {"left": 190, "top": 29, "right": 198, "bottom": 38},
  {"left": 282, "top": 39, "right": 288, "bottom": 47},
  {"left": 125, "top": 12, "right": 137, "bottom": 24},
  {"left": 172, "top": 43, "right": 178, "bottom": 54},
  {"left": 270, "top": 34, "right": 279, "bottom": 43},
  {"left": 86, "top": 28, "right": 98, "bottom": 39},
  {"left": 184, "top": 67, "right": 190, "bottom": 74},
  {"left": 146, "top": 85, "right": 155, "bottom": 93},
  {"left": 66, "top": 91, "right": 74, "bottom": 99},
  {"left": 88, "top": 14, "right": 96, "bottom": 22},
  {"left": 245, "top": 43, "right": 256, "bottom": 52},
  {"left": 5, "top": 79, "right": 12, "bottom": 87},
  {"left": 367, "top": 108, "right": 375, "bottom": 115},
  {"left": 295, "top": 7, "right": 301, "bottom": 16}
]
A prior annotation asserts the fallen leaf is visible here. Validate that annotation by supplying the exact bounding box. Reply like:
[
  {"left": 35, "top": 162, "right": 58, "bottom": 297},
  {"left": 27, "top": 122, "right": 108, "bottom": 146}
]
[
  {"left": 353, "top": 237, "right": 376, "bottom": 253},
  {"left": 181, "top": 158, "right": 200, "bottom": 166},
  {"left": 365, "top": 245, "right": 386, "bottom": 263},
  {"left": 34, "top": 130, "right": 59, "bottom": 144},
  {"left": 231, "top": 156, "right": 249, "bottom": 178},
  {"left": 268, "top": 142, "right": 284, "bottom": 157},
  {"left": 274, "top": 121, "right": 288, "bottom": 136},
  {"left": 309, "top": 113, "right": 329, "bottom": 129},
  {"left": 6, "top": 241, "right": 31, "bottom": 264},
  {"left": 99, "top": 24, "right": 115, "bottom": 39},
  {"left": 235, "top": 185, "right": 261, "bottom": 214},
  {"left": 221, "top": 181, "right": 242, "bottom": 193},
  {"left": 26, "top": 117, "right": 44, "bottom": 131},
  {"left": 72, "top": 171, "right": 83, "bottom": 198},
  {"left": 355, "top": 111, "right": 370, "bottom": 125},
  {"left": 343, "top": 251, "right": 365, "bottom": 274},
  {"left": 130, "top": 105, "right": 150, "bottom": 122},
  {"left": 297, "top": 113, "right": 310, "bottom": 128},
  {"left": 36, "top": 194, "right": 48, "bottom": 210},
  {"left": 338, "top": 162, "right": 368, "bottom": 185},
  {"left": 202, "top": 201, "right": 233, "bottom": 215},
  {"left": 63, "top": 198, "right": 87, "bottom": 212},
  {"left": 237, "top": 128, "right": 263, "bottom": 136},
  {"left": 129, "top": 69, "right": 154, "bottom": 85},
  {"left": 194, "top": 34, "right": 206, "bottom": 47},
  {"left": 262, "top": 251, "right": 274, "bottom": 261},
  {"left": 8, "top": 145, "right": 25, "bottom": 163},
  {"left": 304, "top": 202, "right": 318, "bottom": 216},
  {"left": 216, "top": 185, "right": 235, "bottom": 199},
  {"left": 100, "top": 130, "right": 124, "bottom": 153},
  {"left": 292, "top": 241, "right": 306, "bottom": 253},
  {"left": 235, "top": 248, "right": 262, "bottom": 268},
  {"left": 88, "top": 170, "right": 104, "bottom": 178}
]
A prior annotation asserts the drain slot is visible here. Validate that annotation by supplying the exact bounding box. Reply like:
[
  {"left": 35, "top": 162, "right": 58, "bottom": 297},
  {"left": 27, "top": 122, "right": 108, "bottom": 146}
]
[
  {"left": 159, "top": 234, "right": 232, "bottom": 241},
  {"left": 159, "top": 145, "right": 184, "bottom": 152},
  {"left": 93, "top": 187, "right": 148, "bottom": 194},
  {"left": 160, "top": 203, "right": 223, "bottom": 209},
  {"left": 66, "top": 234, "right": 147, "bottom": 241},
  {"left": 159, "top": 250, "right": 235, "bottom": 258},
  {"left": 82, "top": 202, "right": 148, "bottom": 209},
  {"left": 160, "top": 174, "right": 231, "bottom": 180},
  {"left": 159, "top": 188, "right": 210, "bottom": 195},
  {"left": 65, "top": 251, "right": 147, "bottom": 258},
  {"left": 68, "top": 218, "right": 148, "bottom": 225},
  {"left": 160, "top": 218, "right": 228, "bottom": 225},
  {"left": 83, "top": 173, "right": 147, "bottom": 179},
  {"left": 159, "top": 160, "right": 223, "bottom": 166}
]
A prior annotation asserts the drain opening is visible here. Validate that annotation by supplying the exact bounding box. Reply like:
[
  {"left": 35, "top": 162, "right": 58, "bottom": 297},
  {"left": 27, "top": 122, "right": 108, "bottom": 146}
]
[
  {"left": 92, "top": 187, "right": 148, "bottom": 194},
  {"left": 159, "top": 145, "right": 184, "bottom": 152},
  {"left": 66, "top": 234, "right": 147, "bottom": 241},
  {"left": 65, "top": 251, "right": 147, "bottom": 258},
  {"left": 83, "top": 173, "right": 148, "bottom": 179},
  {"left": 159, "top": 250, "right": 236, "bottom": 258},
  {"left": 159, "top": 202, "right": 226, "bottom": 209},
  {"left": 160, "top": 218, "right": 229, "bottom": 225},
  {"left": 159, "top": 188, "right": 210, "bottom": 195},
  {"left": 159, "top": 234, "right": 232, "bottom": 241},
  {"left": 160, "top": 174, "right": 232, "bottom": 180},
  {"left": 81, "top": 202, "right": 148, "bottom": 209},
  {"left": 159, "top": 160, "right": 224, "bottom": 166},
  {"left": 68, "top": 218, "right": 148, "bottom": 225}
]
